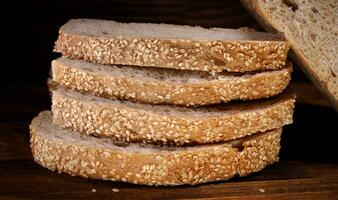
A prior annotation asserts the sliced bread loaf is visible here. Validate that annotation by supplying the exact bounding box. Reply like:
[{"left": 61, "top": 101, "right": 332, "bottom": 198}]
[
  {"left": 54, "top": 19, "right": 290, "bottom": 72},
  {"left": 241, "top": 0, "right": 338, "bottom": 110},
  {"left": 52, "top": 57, "right": 292, "bottom": 106},
  {"left": 51, "top": 87, "right": 295, "bottom": 145},
  {"left": 30, "top": 111, "right": 282, "bottom": 186}
]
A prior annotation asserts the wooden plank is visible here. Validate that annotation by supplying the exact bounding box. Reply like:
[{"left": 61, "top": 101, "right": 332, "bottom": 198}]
[
  {"left": 1, "top": 118, "right": 337, "bottom": 199},
  {"left": 182, "top": 192, "right": 338, "bottom": 200},
  {"left": 0, "top": 121, "right": 32, "bottom": 160},
  {"left": 0, "top": 159, "right": 337, "bottom": 200},
  {"left": 5, "top": 0, "right": 338, "bottom": 199}
]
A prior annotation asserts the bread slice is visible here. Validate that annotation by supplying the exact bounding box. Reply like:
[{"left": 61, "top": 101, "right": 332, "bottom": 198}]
[
  {"left": 51, "top": 87, "right": 295, "bottom": 145},
  {"left": 30, "top": 111, "right": 282, "bottom": 186},
  {"left": 52, "top": 57, "right": 292, "bottom": 107},
  {"left": 240, "top": 0, "right": 338, "bottom": 110},
  {"left": 54, "top": 19, "right": 290, "bottom": 73}
]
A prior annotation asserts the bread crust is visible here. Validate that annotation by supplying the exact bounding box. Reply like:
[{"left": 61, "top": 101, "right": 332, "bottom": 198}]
[
  {"left": 52, "top": 58, "right": 292, "bottom": 107},
  {"left": 30, "top": 111, "right": 282, "bottom": 186},
  {"left": 51, "top": 87, "right": 295, "bottom": 146},
  {"left": 241, "top": 0, "right": 338, "bottom": 110},
  {"left": 54, "top": 20, "right": 290, "bottom": 73}
]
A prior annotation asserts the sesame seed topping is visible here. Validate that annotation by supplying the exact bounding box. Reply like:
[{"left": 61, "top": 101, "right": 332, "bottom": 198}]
[{"left": 30, "top": 112, "right": 284, "bottom": 186}]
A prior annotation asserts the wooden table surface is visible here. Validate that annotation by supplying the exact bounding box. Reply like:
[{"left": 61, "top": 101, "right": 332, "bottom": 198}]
[{"left": 4, "top": 0, "right": 338, "bottom": 199}]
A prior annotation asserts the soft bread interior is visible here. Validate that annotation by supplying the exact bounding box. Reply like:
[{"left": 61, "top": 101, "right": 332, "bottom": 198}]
[
  {"left": 52, "top": 86, "right": 296, "bottom": 118},
  {"left": 53, "top": 57, "right": 292, "bottom": 84},
  {"left": 62, "top": 19, "right": 283, "bottom": 41},
  {"left": 31, "top": 111, "right": 281, "bottom": 152}
]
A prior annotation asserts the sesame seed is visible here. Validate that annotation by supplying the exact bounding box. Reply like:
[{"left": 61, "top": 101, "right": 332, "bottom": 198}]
[{"left": 53, "top": 33, "right": 291, "bottom": 150}]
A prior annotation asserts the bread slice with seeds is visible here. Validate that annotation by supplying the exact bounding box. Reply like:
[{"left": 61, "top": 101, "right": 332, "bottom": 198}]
[
  {"left": 241, "top": 0, "right": 338, "bottom": 110},
  {"left": 51, "top": 87, "right": 295, "bottom": 146},
  {"left": 30, "top": 111, "right": 282, "bottom": 186},
  {"left": 54, "top": 19, "right": 290, "bottom": 73},
  {"left": 52, "top": 57, "right": 292, "bottom": 107}
]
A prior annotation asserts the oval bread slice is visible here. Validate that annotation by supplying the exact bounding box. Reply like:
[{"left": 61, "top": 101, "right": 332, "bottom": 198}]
[
  {"left": 30, "top": 111, "right": 282, "bottom": 186},
  {"left": 52, "top": 57, "right": 292, "bottom": 107},
  {"left": 241, "top": 0, "right": 338, "bottom": 110},
  {"left": 51, "top": 87, "right": 295, "bottom": 145},
  {"left": 54, "top": 19, "right": 290, "bottom": 73}
]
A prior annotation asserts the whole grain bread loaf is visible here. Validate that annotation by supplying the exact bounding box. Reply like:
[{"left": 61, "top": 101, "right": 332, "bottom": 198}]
[
  {"left": 30, "top": 111, "right": 282, "bottom": 186},
  {"left": 51, "top": 87, "right": 295, "bottom": 145},
  {"left": 54, "top": 19, "right": 290, "bottom": 73},
  {"left": 52, "top": 57, "right": 292, "bottom": 106},
  {"left": 241, "top": 0, "right": 338, "bottom": 110}
]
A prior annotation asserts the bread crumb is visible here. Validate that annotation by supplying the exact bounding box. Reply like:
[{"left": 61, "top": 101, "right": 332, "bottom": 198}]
[
  {"left": 91, "top": 188, "right": 96, "bottom": 192},
  {"left": 112, "top": 188, "right": 120, "bottom": 192},
  {"left": 259, "top": 189, "right": 265, "bottom": 193}
]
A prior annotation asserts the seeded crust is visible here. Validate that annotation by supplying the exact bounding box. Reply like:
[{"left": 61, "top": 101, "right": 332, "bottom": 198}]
[
  {"left": 30, "top": 111, "right": 282, "bottom": 186},
  {"left": 52, "top": 58, "right": 292, "bottom": 107},
  {"left": 241, "top": 0, "right": 338, "bottom": 110},
  {"left": 54, "top": 19, "right": 290, "bottom": 73},
  {"left": 51, "top": 87, "right": 295, "bottom": 146}
]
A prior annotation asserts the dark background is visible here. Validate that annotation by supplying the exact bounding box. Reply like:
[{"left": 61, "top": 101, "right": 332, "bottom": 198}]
[
  {"left": 10, "top": 0, "right": 337, "bottom": 160},
  {"left": 2, "top": 0, "right": 337, "bottom": 199}
]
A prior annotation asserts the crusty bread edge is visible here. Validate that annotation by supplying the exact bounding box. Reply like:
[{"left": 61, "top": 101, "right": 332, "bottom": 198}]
[
  {"left": 30, "top": 111, "right": 282, "bottom": 186},
  {"left": 240, "top": 0, "right": 338, "bottom": 110},
  {"left": 52, "top": 58, "right": 292, "bottom": 106},
  {"left": 54, "top": 29, "right": 289, "bottom": 73},
  {"left": 51, "top": 87, "right": 295, "bottom": 146}
]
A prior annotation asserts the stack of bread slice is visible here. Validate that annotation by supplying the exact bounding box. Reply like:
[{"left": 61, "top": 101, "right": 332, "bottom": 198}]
[{"left": 30, "top": 19, "right": 296, "bottom": 186}]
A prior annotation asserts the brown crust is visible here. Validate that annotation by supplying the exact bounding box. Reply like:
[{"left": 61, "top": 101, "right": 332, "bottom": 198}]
[
  {"left": 241, "top": 0, "right": 338, "bottom": 110},
  {"left": 51, "top": 87, "right": 295, "bottom": 146},
  {"left": 52, "top": 58, "right": 292, "bottom": 107},
  {"left": 30, "top": 111, "right": 282, "bottom": 186},
  {"left": 54, "top": 30, "right": 289, "bottom": 73}
]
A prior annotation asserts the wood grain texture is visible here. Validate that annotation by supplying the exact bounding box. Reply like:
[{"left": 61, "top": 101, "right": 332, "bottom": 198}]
[
  {"left": 0, "top": 159, "right": 337, "bottom": 199},
  {"left": 1, "top": 83, "right": 337, "bottom": 199},
  {"left": 3, "top": 0, "right": 338, "bottom": 199}
]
